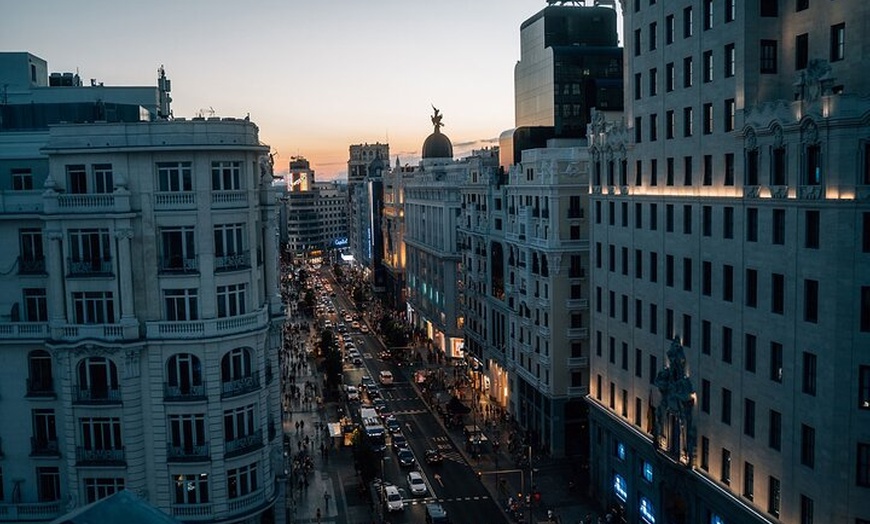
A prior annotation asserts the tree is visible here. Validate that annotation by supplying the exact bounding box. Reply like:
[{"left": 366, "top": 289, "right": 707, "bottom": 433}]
[{"left": 350, "top": 429, "right": 379, "bottom": 484}]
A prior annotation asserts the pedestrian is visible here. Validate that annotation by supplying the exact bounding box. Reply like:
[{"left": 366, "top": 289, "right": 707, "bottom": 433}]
[{"left": 324, "top": 492, "right": 331, "bottom": 508}]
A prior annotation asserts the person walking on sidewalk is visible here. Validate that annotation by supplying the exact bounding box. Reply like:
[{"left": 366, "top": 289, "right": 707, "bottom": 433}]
[{"left": 324, "top": 491, "right": 330, "bottom": 509}]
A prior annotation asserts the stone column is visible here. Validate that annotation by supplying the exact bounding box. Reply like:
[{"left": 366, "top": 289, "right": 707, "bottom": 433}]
[
  {"left": 265, "top": 214, "right": 282, "bottom": 313},
  {"left": 46, "top": 230, "right": 66, "bottom": 323},
  {"left": 115, "top": 228, "right": 136, "bottom": 320}
]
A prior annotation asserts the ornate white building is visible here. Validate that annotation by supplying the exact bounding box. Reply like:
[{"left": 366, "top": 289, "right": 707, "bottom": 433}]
[
  {"left": 588, "top": 1, "right": 870, "bottom": 523},
  {"left": 0, "top": 53, "right": 283, "bottom": 523}
]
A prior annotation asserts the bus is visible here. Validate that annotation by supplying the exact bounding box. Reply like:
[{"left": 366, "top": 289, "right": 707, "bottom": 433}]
[{"left": 360, "top": 407, "right": 386, "bottom": 451}]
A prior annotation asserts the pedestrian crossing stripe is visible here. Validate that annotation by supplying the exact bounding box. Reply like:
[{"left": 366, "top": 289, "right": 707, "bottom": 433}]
[
  {"left": 388, "top": 409, "right": 427, "bottom": 415},
  {"left": 405, "top": 495, "right": 490, "bottom": 505}
]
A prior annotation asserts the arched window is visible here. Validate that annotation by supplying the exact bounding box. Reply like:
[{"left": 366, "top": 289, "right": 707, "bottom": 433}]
[
  {"left": 77, "top": 357, "right": 119, "bottom": 401},
  {"left": 221, "top": 348, "right": 252, "bottom": 383},
  {"left": 167, "top": 353, "right": 203, "bottom": 394},
  {"left": 28, "top": 349, "right": 54, "bottom": 395}
]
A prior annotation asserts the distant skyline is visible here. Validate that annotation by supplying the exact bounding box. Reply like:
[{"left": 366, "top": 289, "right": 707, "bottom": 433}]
[{"left": 2, "top": 0, "right": 623, "bottom": 180}]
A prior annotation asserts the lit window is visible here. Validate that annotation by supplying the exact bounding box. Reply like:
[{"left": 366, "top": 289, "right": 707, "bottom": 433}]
[
  {"left": 642, "top": 460, "right": 654, "bottom": 482},
  {"left": 613, "top": 474, "right": 628, "bottom": 501},
  {"left": 640, "top": 496, "right": 656, "bottom": 524}
]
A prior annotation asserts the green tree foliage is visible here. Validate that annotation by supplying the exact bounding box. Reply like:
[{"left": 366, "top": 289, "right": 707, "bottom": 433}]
[{"left": 350, "top": 428, "right": 379, "bottom": 484}]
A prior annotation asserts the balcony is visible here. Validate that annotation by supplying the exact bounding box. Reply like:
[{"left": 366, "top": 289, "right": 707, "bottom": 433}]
[
  {"left": 568, "top": 356, "right": 589, "bottom": 367},
  {"left": 0, "top": 323, "right": 50, "bottom": 340},
  {"left": 0, "top": 501, "right": 62, "bottom": 522},
  {"left": 566, "top": 298, "right": 590, "bottom": 309},
  {"left": 167, "top": 443, "right": 210, "bottom": 462},
  {"left": 171, "top": 503, "right": 213, "bottom": 520},
  {"left": 215, "top": 252, "right": 251, "bottom": 272},
  {"left": 159, "top": 256, "right": 199, "bottom": 274},
  {"left": 30, "top": 438, "right": 60, "bottom": 457},
  {"left": 567, "top": 327, "right": 589, "bottom": 339},
  {"left": 73, "top": 386, "right": 121, "bottom": 405},
  {"left": 212, "top": 190, "right": 248, "bottom": 208},
  {"left": 164, "top": 382, "right": 207, "bottom": 402},
  {"left": 221, "top": 374, "right": 260, "bottom": 399},
  {"left": 568, "top": 386, "right": 589, "bottom": 397},
  {"left": 225, "top": 429, "right": 263, "bottom": 458},
  {"left": 26, "top": 378, "right": 56, "bottom": 398},
  {"left": 17, "top": 256, "right": 46, "bottom": 275},
  {"left": 43, "top": 192, "right": 130, "bottom": 214},
  {"left": 154, "top": 192, "right": 196, "bottom": 210},
  {"left": 146, "top": 306, "right": 269, "bottom": 340},
  {"left": 75, "top": 446, "right": 126, "bottom": 466},
  {"left": 66, "top": 257, "right": 113, "bottom": 277},
  {"left": 227, "top": 489, "right": 266, "bottom": 515},
  {"left": 53, "top": 323, "right": 133, "bottom": 342}
]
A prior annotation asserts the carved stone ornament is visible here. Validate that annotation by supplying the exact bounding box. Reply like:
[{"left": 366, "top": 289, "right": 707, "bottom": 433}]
[
  {"left": 772, "top": 125, "right": 784, "bottom": 149},
  {"left": 125, "top": 350, "right": 140, "bottom": 379},
  {"left": 802, "top": 119, "right": 819, "bottom": 145},
  {"left": 114, "top": 228, "right": 134, "bottom": 240},
  {"left": 744, "top": 127, "right": 757, "bottom": 151},
  {"left": 653, "top": 337, "right": 697, "bottom": 465}
]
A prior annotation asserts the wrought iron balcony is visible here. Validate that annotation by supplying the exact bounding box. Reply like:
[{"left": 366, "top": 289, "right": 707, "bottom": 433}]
[
  {"left": 225, "top": 429, "right": 263, "bottom": 458},
  {"left": 75, "top": 446, "right": 126, "bottom": 466},
  {"left": 215, "top": 252, "right": 251, "bottom": 272},
  {"left": 164, "top": 382, "right": 207, "bottom": 402},
  {"left": 73, "top": 386, "right": 121, "bottom": 404},
  {"left": 30, "top": 438, "right": 60, "bottom": 457},
  {"left": 18, "top": 256, "right": 46, "bottom": 275},
  {"left": 159, "top": 256, "right": 199, "bottom": 274},
  {"left": 26, "top": 378, "right": 56, "bottom": 398},
  {"left": 221, "top": 374, "right": 260, "bottom": 399},
  {"left": 166, "top": 443, "right": 210, "bottom": 462},
  {"left": 66, "top": 257, "right": 113, "bottom": 276}
]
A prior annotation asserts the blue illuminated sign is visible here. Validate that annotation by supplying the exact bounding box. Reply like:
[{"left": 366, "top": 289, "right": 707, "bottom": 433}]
[
  {"left": 640, "top": 497, "right": 656, "bottom": 524},
  {"left": 711, "top": 515, "right": 725, "bottom": 524},
  {"left": 613, "top": 474, "right": 627, "bottom": 502}
]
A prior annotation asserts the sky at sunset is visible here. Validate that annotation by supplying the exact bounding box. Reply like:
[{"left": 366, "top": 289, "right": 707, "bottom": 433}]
[{"left": 2, "top": 0, "right": 623, "bottom": 180}]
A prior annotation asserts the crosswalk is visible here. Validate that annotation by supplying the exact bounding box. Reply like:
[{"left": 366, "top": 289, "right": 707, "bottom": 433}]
[
  {"left": 403, "top": 494, "right": 490, "bottom": 506},
  {"left": 430, "top": 435, "right": 464, "bottom": 463}
]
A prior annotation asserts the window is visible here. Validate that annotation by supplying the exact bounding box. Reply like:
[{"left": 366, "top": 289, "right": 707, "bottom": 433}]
[
  {"left": 744, "top": 398, "right": 756, "bottom": 437},
  {"left": 666, "top": 255, "right": 674, "bottom": 287},
  {"left": 212, "top": 161, "right": 241, "bottom": 191},
  {"left": 771, "top": 273, "right": 785, "bottom": 314},
  {"left": 157, "top": 161, "right": 192, "bottom": 192},
  {"left": 703, "top": 206, "right": 712, "bottom": 237},
  {"left": 746, "top": 149, "right": 760, "bottom": 185},
  {"left": 725, "top": 153, "right": 735, "bottom": 185},
  {"left": 68, "top": 229, "right": 112, "bottom": 272},
  {"left": 801, "top": 424, "right": 815, "bottom": 468},
  {"left": 223, "top": 404, "right": 257, "bottom": 444},
  {"left": 92, "top": 164, "right": 113, "bottom": 193},
  {"left": 805, "top": 210, "right": 820, "bottom": 248},
  {"left": 635, "top": 249, "right": 643, "bottom": 279},
  {"left": 806, "top": 144, "right": 822, "bottom": 185},
  {"left": 169, "top": 413, "right": 207, "bottom": 455},
  {"left": 721, "top": 448, "right": 731, "bottom": 484},
  {"left": 37, "top": 467, "right": 61, "bottom": 502},
  {"left": 701, "top": 437, "right": 710, "bottom": 470},
  {"left": 723, "top": 265, "right": 734, "bottom": 302},
  {"left": 796, "top": 0, "right": 809, "bottom": 12},
  {"left": 724, "top": 43, "right": 736, "bottom": 77},
  {"left": 77, "top": 357, "right": 119, "bottom": 400},
  {"left": 770, "top": 342, "right": 783, "bottom": 383},
  {"left": 724, "top": 99, "right": 735, "bottom": 132},
  {"left": 743, "top": 462, "right": 755, "bottom": 500},
  {"left": 79, "top": 417, "right": 123, "bottom": 453},
  {"left": 649, "top": 22, "right": 657, "bottom": 51},
  {"left": 164, "top": 289, "right": 199, "bottom": 321},
  {"left": 723, "top": 206, "right": 734, "bottom": 239},
  {"left": 174, "top": 473, "right": 210, "bottom": 504},
  {"left": 859, "top": 443, "right": 870, "bottom": 487},
  {"left": 650, "top": 202, "right": 658, "bottom": 230},
  {"left": 771, "top": 146, "right": 786, "bottom": 185},
  {"left": 722, "top": 326, "right": 733, "bottom": 363},
  {"left": 666, "top": 14, "right": 675, "bottom": 44},
  {"left": 830, "top": 23, "right": 845, "bottom": 62},
  {"left": 217, "top": 284, "right": 246, "bottom": 318},
  {"left": 683, "top": 56, "right": 693, "bottom": 88},
  {"left": 667, "top": 158, "right": 675, "bottom": 186},
  {"left": 769, "top": 410, "right": 782, "bottom": 450},
  {"left": 747, "top": 207, "right": 758, "bottom": 241},
  {"left": 745, "top": 334, "right": 757, "bottom": 372},
  {"left": 635, "top": 347, "right": 643, "bottom": 376},
  {"left": 222, "top": 347, "right": 253, "bottom": 384},
  {"left": 635, "top": 116, "right": 642, "bottom": 143},
  {"left": 160, "top": 227, "right": 196, "bottom": 272},
  {"left": 703, "top": 50, "right": 713, "bottom": 82},
  {"left": 67, "top": 164, "right": 87, "bottom": 193},
  {"left": 725, "top": 0, "right": 735, "bottom": 22},
  {"left": 650, "top": 113, "right": 658, "bottom": 141},
  {"left": 666, "top": 62, "right": 675, "bottom": 92},
  {"left": 650, "top": 252, "right": 658, "bottom": 284},
  {"left": 634, "top": 28, "right": 642, "bottom": 56},
  {"left": 72, "top": 291, "right": 115, "bottom": 324},
  {"left": 32, "top": 409, "right": 58, "bottom": 453},
  {"left": 804, "top": 279, "right": 819, "bottom": 323},
  {"left": 768, "top": 476, "right": 781, "bottom": 517},
  {"left": 683, "top": 313, "right": 692, "bottom": 345},
  {"left": 796, "top": 33, "right": 809, "bottom": 70},
  {"left": 863, "top": 286, "right": 870, "bottom": 332},
  {"left": 702, "top": 320, "right": 711, "bottom": 355},
  {"left": 746, "top": 269, "right": 758, "bottom": 307},
  {"left": 802, "top": 351, "right": 817, "bottom": 395},
  {"left": 800, "top": 495, "right": 814, "bottom": 524},
  {"left": 772, "top": 209, "right": 786, "bottom": 244},
  {"left": 683, "top": 6, "right": 693, "bottom": 38},
  {"left": 666, "top": 204, "right": 674, "bottom": 231},
  {"left": 857, "top": 365, "right": 870, "bottom": 411},
  {"left": 683, "top": 204, "right": 692, "bottom": 233},
  {"left": 666, "top": 110, "right": 675, "bottom": 139},
  {"left": 635, "top": 161, "right": 643, "bottom": 186},
  {"left": 701, "top": 380, "right": 711, "bottom": 413},
  {"left": 721, "top": 388, "right": 732, "bottom": 425},
  {"left": 634, "top": 73, "right": 642, "bottom": 100},
  {"left": 24, "top": 288, "right": 48, "bottom": 322},
  {"left": 11, "top": 167, "right": 33, "bottom": 190},
  {"left": 19, "top": 228, "right": 44, "bottom": 272},
  {"left": 215, "top": 223, "right": 248, "bottom": 270},
  {"left": 703, "top": 103, "right": 713, "bottom": 134},
  {"left": 761, "top": 40, "right": 778, "bottom": 74},
  {"left": 760, "top": 0, "right": 778, "bottom": 17},
  {"left": 649, "top": 354, "right": 657, "bottom": 383},
  {"left": 683, "top": 107, "right": 693, "bottom": 137},
  {"left": 703, "top": 0, "right": 713, "bottom": 30},
  {"left": 649, "top": 68, "right": 658, "bottom": 96},
  {"left": 28, "top": 349, "right": 54, "bottom": 395},
  {"left": 84, "top": 478, "right": 125, "bottom": 504},
  {"left": 702, "top": 260, "right": 712, "bottom": 296}
]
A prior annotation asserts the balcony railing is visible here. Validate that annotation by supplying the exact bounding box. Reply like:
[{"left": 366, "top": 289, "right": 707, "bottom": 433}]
[
  {"left": 225, "top": 429, "right": 263, "bottom": 458},
  {"left": 221, "top": 374, "right": 260, "bottom": 399},
  {"left": 171, "top": 503, "right": 213, "bottom": 520},
  {"left": 53, "top": 323, "right": 132, "bottom": 342},
  {"left": 567, "top": 327, "right": 589, "bottom": 339},
  {"left": 164, "top": 382, "right": 207, "bottom": 402},
  {"left": 0, "top": 501, "right": 62, "bottom": 521},
  {"left": 215, "top": 252, "right": 251, "bottom": 272},
  {"left": 212, "top": 190, "right": 248, "bottom": 208},
  {"left": 57, "top": 193, "right": 116, "bottom": 210},
  {"left": 30, "top": 438, "right": 60, "bottom": 457},
  {"left": 159, "top": 256, "right": 199, "bottom": 274},
  {"left": 73, "top": 386, "right": 121, "bottom": 404},
  {"left": 154, "top": 192, "right": 196, "bottom": 210},
  {"left": 75, "top": 446, "right": 126, "bottom": 466},
  {"left": 568, "top": 356, "right": 589, "bottom": 367},
  {"left": 227, "top": 489, "right": 265, "bottom": 515},
  {"left": 67, "top": 257, "right": 113, "bottom": 276},
  {"left": 167, "top": 443, "right": 210, "bottom": 462},
  {"left": 146, "top": 307, "right": 269, "bottom": 340},
  {"left": 568, "top": 386, "right": 589, "bottom": 397},
  {"left": 18, "top": 256, "right": 46, "bottom": 275},
  {"left": 26, "top": 378, "right": 56, "bottom": 398},
  {"left": 0, "top": 323, "right": 50, "bottom": 339}
]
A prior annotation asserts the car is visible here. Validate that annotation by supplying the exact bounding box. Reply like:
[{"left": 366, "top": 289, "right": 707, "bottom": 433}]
[
  {"left": 351, "top": 321, "right": 361, "bottom": 330},
  {"left": 391, "top": 434, "right": 408, "bottom": 452},
  {"left": 425, "top": 502, "right": 449, "bottom": 524},
  {"left": 373, "top": 398, "right": 388, "bottom": 413},
  {"left": 360, "top": 376, "right": 376, "bottom": 391},
  {"left": 379, "top": 370, "right": 394, "bottom": 385},
  {"left": 345, "top": 385, "right": 360, "bottom": 401},
  {"left": 424, "top": 449, "right": 444, "bottom": 465},
  {"left": 360, "top": 324, "right": 370, "bottom": 333},
  {"left": 383, "top": 485, "right": 404, "bottom": 512},
  {"left": 347, "top": 348, "right": 360, "bottom": 359},
  {"left": 407, "top": 471, "right": 428, "bottom": 496},
  {"left": 385, "top": 416, "right": 402, "bottom": 434},
  {"left": 397, "top": 448, "right": 416, "bottom": 467},
  {"left": 352, "top": 357, "right": 363, "bottom": 367},
  {"left": 344, "top": 315, "right": 353, "bottom": 323}
]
